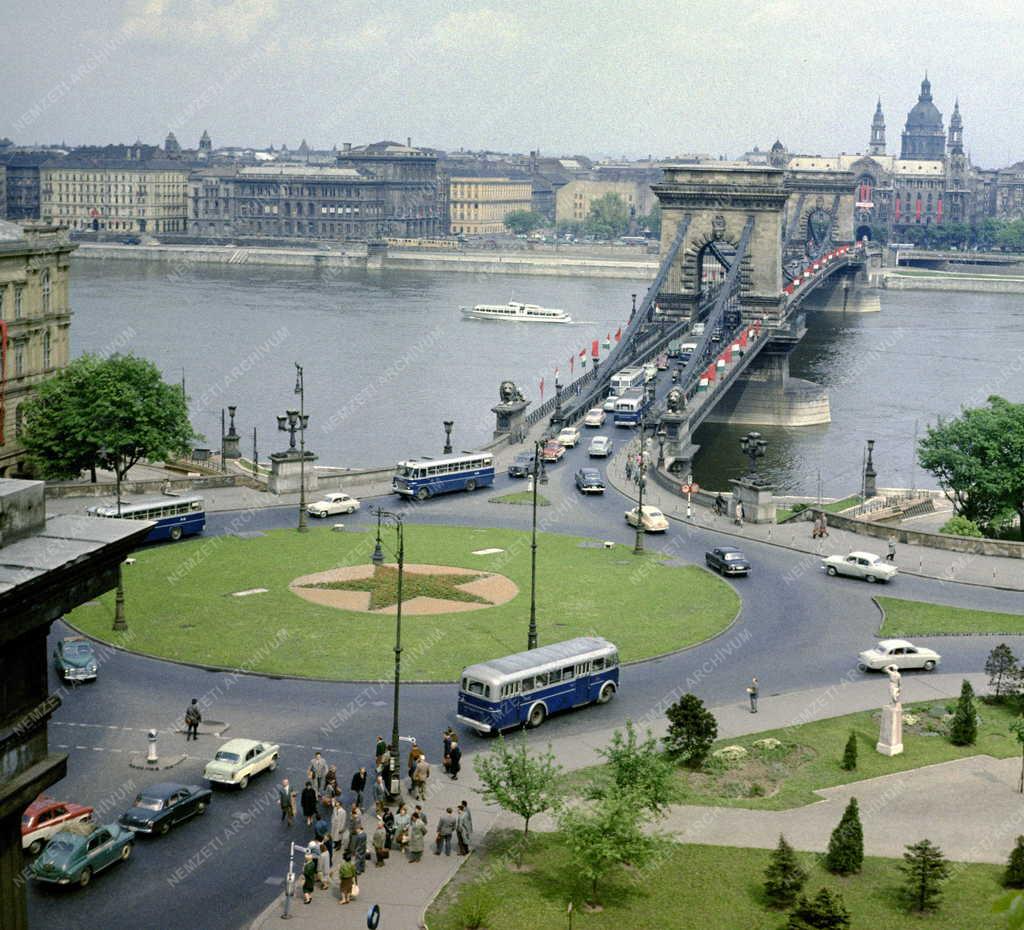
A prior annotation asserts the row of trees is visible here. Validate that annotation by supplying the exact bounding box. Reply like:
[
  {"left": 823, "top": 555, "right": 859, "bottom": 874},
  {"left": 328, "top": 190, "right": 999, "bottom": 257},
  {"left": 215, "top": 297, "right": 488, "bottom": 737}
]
[
  {"left": 919, "top": 396, "right": 1024, "bottom": 540},
  {"left": 505, "top": 194, "right": 660, "bottom": 241},
  {"left": 870, "top": 217, "right": 1024, "bottom": 252}
]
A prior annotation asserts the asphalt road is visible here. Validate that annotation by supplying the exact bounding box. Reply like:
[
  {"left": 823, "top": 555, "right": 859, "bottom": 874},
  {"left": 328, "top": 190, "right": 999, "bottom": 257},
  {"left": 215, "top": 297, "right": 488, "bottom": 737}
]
[{"left": 27, "top": 410, "right": 1024, "bottom": 930}]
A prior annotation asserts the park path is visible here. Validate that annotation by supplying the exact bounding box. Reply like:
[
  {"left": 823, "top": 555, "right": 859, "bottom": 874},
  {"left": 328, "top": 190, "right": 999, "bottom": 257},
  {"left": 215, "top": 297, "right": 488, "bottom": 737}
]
[{"left": 249, "top": 672, "right": 1005, "bottom": 930}]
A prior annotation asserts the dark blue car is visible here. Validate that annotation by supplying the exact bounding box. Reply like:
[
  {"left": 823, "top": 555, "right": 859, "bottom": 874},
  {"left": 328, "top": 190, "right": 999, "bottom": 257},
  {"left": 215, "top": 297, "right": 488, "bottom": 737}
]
[{"left": 119, "top": 782, "right": 211, "bottom": 837}]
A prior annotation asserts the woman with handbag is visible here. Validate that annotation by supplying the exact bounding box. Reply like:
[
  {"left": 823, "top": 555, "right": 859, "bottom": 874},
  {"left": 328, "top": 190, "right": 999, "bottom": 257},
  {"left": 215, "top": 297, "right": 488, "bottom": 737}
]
[
  {"left": 336, "top": 852, "right": 356, "bottom": 905},
  {"left": 301, "top": 852, "right": 317, "bottom": 905},
  {"left": 393, "top": 804, "right": 411, "bottom": 855}
]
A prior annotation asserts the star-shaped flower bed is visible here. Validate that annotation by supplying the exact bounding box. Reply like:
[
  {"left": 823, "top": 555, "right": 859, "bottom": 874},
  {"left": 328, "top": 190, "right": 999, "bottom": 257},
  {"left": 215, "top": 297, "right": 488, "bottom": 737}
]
[{"left": 300, "top": 564, "right": 492, "bottom": 611}]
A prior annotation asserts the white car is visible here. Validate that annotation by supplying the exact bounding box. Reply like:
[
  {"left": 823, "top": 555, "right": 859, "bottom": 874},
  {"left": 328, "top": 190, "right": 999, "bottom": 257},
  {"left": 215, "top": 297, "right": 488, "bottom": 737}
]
[
  {"left": 858, "top": 639, "right": 941, "bottom": 672},
  {"left": 556, "top": 426, "right": 581, "bottom": 448},
  {"left": 588, "top": 435, "right": 613, "bottom": 457},
  {"left": 821, "top": 550, "right": 897, "bottom": 583},
  {"left": 307, "top": 492, "right": 360, "bottom": 518},
  {"left": 625, "top": 505, "right": 669, "bottom": 532},
  {"left": 583, "top": 407, "right": 606, "bottom": 427},
  {"left": 602, "top": 394, "right": 620, "bottom": 411},
  {"left": 203, "top": 739, "right": 280, "bottom": 789}
]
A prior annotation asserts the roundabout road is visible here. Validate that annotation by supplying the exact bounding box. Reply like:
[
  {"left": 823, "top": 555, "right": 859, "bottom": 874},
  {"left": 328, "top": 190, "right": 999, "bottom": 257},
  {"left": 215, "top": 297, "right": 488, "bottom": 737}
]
[{"left": 30, "top": 426, "right": 1024, "bottom": 930}]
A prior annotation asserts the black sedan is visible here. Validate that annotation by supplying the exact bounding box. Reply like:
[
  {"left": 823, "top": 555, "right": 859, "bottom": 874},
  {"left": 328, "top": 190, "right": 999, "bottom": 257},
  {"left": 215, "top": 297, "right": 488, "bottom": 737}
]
[
  {"left": 118, "top": 782, "right": 212, "bottom": 837},
  {"left": 575, "top": 468, "right": 606, "bottom": 494},
  {"left": 705, "top": 546, "right": 751, "bottom": 576},
  {"left": 508, "top": 452, "right": 535, "bottom": 478}
]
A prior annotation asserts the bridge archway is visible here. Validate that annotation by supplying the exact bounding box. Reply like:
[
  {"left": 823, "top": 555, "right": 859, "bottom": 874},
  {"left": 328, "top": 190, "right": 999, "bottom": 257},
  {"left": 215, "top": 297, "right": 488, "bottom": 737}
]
[{"left": 855, "top": 224, "right": 872, "bottom": 241}]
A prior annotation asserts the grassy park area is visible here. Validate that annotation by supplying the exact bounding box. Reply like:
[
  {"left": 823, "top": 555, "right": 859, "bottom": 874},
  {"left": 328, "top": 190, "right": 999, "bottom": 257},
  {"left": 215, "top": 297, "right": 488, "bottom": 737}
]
[
  {"left": 426, "top": 833, "right": 1004, "bottom": 930},
  {"left": 68, "top": 524, "right": 739, "bottom": 681},
  {"left": 776, "top": 495, "right": 861, "bottom": 523},
  {"left": 877, "top": 596, "right": 1024, "bottom": 636}
]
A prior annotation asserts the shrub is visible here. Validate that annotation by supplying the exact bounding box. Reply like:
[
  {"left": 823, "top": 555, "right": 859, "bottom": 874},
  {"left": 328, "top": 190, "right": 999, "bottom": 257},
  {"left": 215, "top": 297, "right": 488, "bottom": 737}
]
[
  {"left": 710, "top": 745, "right": 748, "bottom": 766},
  {"left": 900, "top": 839, "right": 950, "bottom": 912},
  {"left": 786, "top": 887, "right": 851, "bottom": 929},
  {"left": 949, "top": 680, "right": 978, "bottom": 746},
  {"left": 664, "top": 694, "right": 718, "bottom": 768},
  {"left": 940, "top": 515, "right": 984, "bottom": 537},
  {"left": 1005, "top": 836, "right": 1024, "bottom": 888},
  {"left": 453, "top": 885, "right": 497, "bottom": 929},
  {"left": 753, "top": 737, "right": 783, "bottom": 751},
  {"left": 824, "top": 798, "right": 863, "bottom": 875},
  {"left": 764, "top": 834, "right": 808, "bottom": 907},
  {"left": 840, "top": 733, "right": 857, "bottom": 771}
]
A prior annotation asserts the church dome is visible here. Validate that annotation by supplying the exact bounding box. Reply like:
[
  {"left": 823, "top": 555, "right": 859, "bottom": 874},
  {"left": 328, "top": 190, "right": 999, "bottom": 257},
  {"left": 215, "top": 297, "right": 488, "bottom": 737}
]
[{"left": 905, "top": 77, "right": 943, "bottom": 131}]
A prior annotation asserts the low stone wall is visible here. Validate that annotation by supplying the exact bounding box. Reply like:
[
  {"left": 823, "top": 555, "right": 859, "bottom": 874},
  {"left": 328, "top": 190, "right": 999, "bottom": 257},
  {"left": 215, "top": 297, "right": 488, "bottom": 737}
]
[
  {"left": 383, "top": 250, "right": 656, "bottom": 280},
  {"left": 75, "top": 242, "right": 369, "bottom": 270},
  {"left": 882, "top": 273, "right": 1024, "bottom": 295},
  {"left": 45, "top": 473, "right": 262, "bottom": 499}
]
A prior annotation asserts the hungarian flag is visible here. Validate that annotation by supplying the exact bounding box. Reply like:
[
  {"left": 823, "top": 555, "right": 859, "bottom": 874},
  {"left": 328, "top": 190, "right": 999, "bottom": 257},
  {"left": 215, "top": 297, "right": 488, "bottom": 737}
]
[
  {"left": 579, "top": 347, "right": 588, "bottom": 369},
  {"left": 937, "top": 198, "right": 943, "bottom": 223},
  {"left": 915, "top": 198, "right": 922, "bottom": 221},
  {"left": 614, "top": 327, "right": 622, "bottom": 342},
  {"left": 894, "top": 197, "right": 901, "bottom": 220},
  {"left": 539, "top": 377, "right": 545, "bottom": 399},
  {"left": 602, "top": 335, "right": 611, "bottom": 350},
  {"left": 592, "top": 340, "right": 599, "bottom": 358},
  {"left": 569, "top": 355, "right": 575, "bottom": 374}
]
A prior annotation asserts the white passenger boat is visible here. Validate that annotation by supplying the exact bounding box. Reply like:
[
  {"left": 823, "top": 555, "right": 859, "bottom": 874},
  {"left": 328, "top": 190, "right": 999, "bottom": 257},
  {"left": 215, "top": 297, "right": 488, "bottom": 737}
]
[{"left": 460, "top": 301, "right": 572, "bottom": 324}]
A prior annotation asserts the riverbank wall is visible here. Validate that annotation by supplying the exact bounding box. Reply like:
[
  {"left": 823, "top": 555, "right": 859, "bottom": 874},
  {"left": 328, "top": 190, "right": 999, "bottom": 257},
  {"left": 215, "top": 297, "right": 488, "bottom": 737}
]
[{"left": 881, "top": 270, "right": 1024, "bottom": 295}]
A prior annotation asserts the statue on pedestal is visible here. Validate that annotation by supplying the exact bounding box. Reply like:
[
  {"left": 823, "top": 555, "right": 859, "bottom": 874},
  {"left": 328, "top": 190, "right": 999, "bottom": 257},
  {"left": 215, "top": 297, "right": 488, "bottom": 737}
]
[{"left": 885, "top": 665, "right": 901, "bottom": 704}]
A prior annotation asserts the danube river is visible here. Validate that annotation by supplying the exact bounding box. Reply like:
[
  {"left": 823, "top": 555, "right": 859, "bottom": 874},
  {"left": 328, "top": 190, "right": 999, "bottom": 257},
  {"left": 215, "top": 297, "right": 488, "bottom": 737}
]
[{"left": 70, "top": 259, "right": 1024, "bottom": 495}]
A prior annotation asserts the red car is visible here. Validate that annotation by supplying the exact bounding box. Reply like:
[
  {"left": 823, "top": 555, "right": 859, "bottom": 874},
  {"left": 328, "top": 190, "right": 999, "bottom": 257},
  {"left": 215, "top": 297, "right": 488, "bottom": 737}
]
[
  {"left": 541, "top": 441, "right": 565, "bottom": 463},
  {"left": 22, "top": 795, "right": 94, "bottom": 855}
]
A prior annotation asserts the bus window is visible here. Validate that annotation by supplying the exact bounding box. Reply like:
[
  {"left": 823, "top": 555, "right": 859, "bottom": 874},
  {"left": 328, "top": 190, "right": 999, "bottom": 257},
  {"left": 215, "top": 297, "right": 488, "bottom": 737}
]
[
  {"left": 548, "top": 669, "right": 560, "bottom": 684},
  {"left": 608, "top": 652, "right": 619, "bottom": 667},
  {"left": 466, "top": 679, "right": 488, "bottom": 697},
  {"left": 575, "top": 662, "right": 589, "bottom": 677},
  {"left": 534, "top": 672, "right": 548, "bottom": 688},
  {"left": 562, "top": 666, "right": 574, "bottom": 681},
  {"left": 592, "top": 657, "right": 605, "bottom": 671},
  {"left": 521, "top": 676, "right": 534, "bottom": 692}
]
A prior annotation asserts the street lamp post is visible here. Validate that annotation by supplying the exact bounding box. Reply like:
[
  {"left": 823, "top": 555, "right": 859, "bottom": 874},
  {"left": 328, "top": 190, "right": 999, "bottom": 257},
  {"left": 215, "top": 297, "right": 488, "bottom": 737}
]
[
  {"left": 100, "top": 446, "right": 129, "bottom": 632},
  {"left": 657, "top": 426, "right": 667, "bottom": 468},
  {"left": 371, "top": 507, "right": 385, "bottom": 566},
  {"left": 295, "top": 363, "right": 308, "bottom": 532},
  {"left": 739, "top": 430, "right": 768, "bottom": 481},
  {"left": 372, "top": 508, "right": 405, "bottom": 778},
  {"left": 528, "top": 440, "right": 547, "bottom": 651},
  {"left": 443, "top": 420, "right": 454, "bottom": 455},
  {"left": 633, "top": 420, "right": 649, "bottom": 554}
]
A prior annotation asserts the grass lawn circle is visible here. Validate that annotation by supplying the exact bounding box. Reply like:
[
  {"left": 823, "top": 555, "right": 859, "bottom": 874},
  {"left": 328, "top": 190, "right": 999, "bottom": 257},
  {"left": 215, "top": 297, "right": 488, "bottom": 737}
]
[{"left": 68, "top": 524, "right": 740, "bottom": 682}]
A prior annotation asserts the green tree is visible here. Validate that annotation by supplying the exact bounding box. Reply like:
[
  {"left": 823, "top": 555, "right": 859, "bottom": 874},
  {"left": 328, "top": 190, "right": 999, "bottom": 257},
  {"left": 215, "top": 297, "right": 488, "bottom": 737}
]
[
  {"left": 503, "top": 210, "right": 545, "bottom": 236},
  {"left": 949, "top": 679, "right": 978, "bottom": 746},
  {"left": 588, "top": 720, "right": 674, "bottom": 817},
  {"left": 840, "top": 732, "right": 858, "bottom": 771},
  {"left": 786, "top": 887, "right": 851, "bottom": 929},
  {"left": 1010, "top": 717, "right": 1024, "bottom": 794},
  {"left": 918, "top": 396, "right": 1024, "bottom": 538},
  {"left": 558, "top": 790, "right": 661, "bottom": 904},
  {"left": 975, "top": 218, "right": 1004, "bottom": 250},
  {"left": 824, "top": 797, "right": 863, "bottom": 875},
  {"left": 472, "top": 736, "right": 561, "bottom": 864},
  {"left": 555, "top": 220, "right": 582, "bottom": 239},
  {"left": 939, "top": 514, "right": 984, "bottom": 537},
  {"left": 639, "top": 203, "right": 661, "bottom": 238},
  {"left": 664, "top": 693, "right": 718, "bottom": 767},
  {"left": 584, "top": 193, "right": 630, "bottom": 240},
  {"left": 988, "top": 644, "right": 1019, "bottom": 700},
  {"left": 1006, "top": 837, "right": 1024, "bottom": 888},
  {"left": 764, "top": 834, "right": 808, "bottom": 907},
  {"left": 22, "top": 353, "right": 195, "bottom": 482},
  {"left": 900, "top": 838, "right": 950, "bottom": 912}
]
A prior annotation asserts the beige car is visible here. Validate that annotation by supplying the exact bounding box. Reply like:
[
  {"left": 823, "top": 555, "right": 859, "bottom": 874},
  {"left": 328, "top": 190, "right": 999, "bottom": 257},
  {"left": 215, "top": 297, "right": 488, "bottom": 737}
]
[
  {"left": 556, "top": 426, "right": 581, "bottom": 447},
  {"left": 583, "top": 408, "right": 606, "bottom": 427},
  {"left": 203, "top": 739, "right": 280, "bottom": 789},
  {"left": 625, "top": 505, "right": 669, "bottom": 532}
]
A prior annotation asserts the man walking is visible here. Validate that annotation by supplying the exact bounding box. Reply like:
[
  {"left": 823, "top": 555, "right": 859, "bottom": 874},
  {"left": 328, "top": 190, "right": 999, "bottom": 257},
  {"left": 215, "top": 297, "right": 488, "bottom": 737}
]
[
  {"left": 747, "top": 676, "right": 759, "bottom": 713},
  {"left": 350, "top": 766, "right": 367, "bottom": 809},
  {"left": 435, "top": 807, "right": 456, "bottom": 856},
  {"left": 184, "top": 699, "right": 201, "bottom": 741},
  {"left": 448, "top": 739, "right": 462, "bottom": 780},
  {"left": 349, "top": 823, "right": 367, "bottom": 875},
  {"left": 887, "top": 534, "right": 897, "bottom": 562},
  {"left": 375, "top": 735, "right": 388, "bottom": 767},
  {"left": 407, "top": 812, "right": 427, "bottom": 863},
  {"left": 455, "top": 801, "right": 473, "bottom": 856},
  {"left": 413, "top": 754, "right": 430, "bottom": 801},
  {"left": 309, "top": 751, "right": 328, "bottom": 795},
  {"left": 278, "top": 778, "right": 294, "bottom": 826},
  {"left": 329, "top": 798, "right": 347, "bottom": 866}
]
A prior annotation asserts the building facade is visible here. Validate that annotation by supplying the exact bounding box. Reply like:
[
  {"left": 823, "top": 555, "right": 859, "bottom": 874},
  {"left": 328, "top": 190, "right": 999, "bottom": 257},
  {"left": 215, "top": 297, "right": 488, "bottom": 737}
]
[
  {"left": 0, "top": 221, "right": 76, "bottom": 476},
  {"left": 0, "top": 153, "right": 52, "bottom": 220},
  {"left": 448, "top": 175, "right": 532, "bottom": 235},
  {"left": 554, "top": 178, "right": 657, "bottom": 227},
  {"left": 40, "top": 152, "right": 189, "bottom": 233}
]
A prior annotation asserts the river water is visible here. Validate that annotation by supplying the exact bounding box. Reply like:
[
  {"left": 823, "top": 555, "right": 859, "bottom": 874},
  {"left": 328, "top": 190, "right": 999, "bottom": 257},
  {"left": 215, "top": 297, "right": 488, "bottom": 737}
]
[{"left": 70, "top": 259, "right": 1024, "bottom": 495}]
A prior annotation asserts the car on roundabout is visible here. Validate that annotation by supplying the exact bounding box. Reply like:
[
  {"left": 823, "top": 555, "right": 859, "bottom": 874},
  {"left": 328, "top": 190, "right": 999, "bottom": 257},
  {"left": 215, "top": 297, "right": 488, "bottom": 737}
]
[
  {"left": 203, "top": 738, "right": 280, "bottom": 789},
  {"left": 705, "top": 546, "right": 751, "bottom": 576},
  {"left": 556, "top": 426, "right": 581, "bottom": 447},
  {"left": 118, "top": 782, "right": 212, "bottom": 837},
  {"left": 22, "top": 796, "right": 95, "bottom": 856},
  {"left": 625, "top": 505, "right": 669, "bottom": 532},
  {"left": 30, "top": 821, "right": 133, "bottom": 888},
  {"left": 588, "top": 435, "right": 613, "bottom": 458},
  {"left": 602, "top": 394, "right": 619, "bottom": 412},
  {"left": 541, "top": 441, "right": 565, "bottom": 463},
  {"left": 574, "top": 468, "right": 605, "bottom": 494},
  {"left": 583, "top": 407, "right": 606, "bottom": 427},
  {"left": 507, "top": 452, "right": 535, "bottom": 478},
  {"left": 821, "top": 550, "right": 897, "bottom": 583},
  {"left": 306, "top": 492, "right": 360, "bottom": 518},
  {"left": 53, "top": 636, "right": 98, "bottom": 682},
  {"left": 858, "top": 639, "right": 941, "bottom": 672}
]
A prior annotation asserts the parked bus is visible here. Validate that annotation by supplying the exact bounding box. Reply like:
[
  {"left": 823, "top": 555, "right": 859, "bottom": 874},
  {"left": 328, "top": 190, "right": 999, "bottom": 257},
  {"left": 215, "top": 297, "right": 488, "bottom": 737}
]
[
  {"left": 609, "top": 366, "right": 645, "bottom": 396},
  {"left": 392, "top": 452, "right": 495, "bottom": 501},
  {"left": 456, "top": 636, "right": 619, "bottom": 732},
  {"left": 86, "top": 494, "right": 206, "bottom": 543},
  {"left": 613, "top": 387, "right": 652, "bottom": 427}
]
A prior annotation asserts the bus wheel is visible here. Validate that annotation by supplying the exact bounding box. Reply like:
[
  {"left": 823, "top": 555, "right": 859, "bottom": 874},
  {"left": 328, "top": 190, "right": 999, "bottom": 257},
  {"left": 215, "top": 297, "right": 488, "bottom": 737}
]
[
  {"left": 597, "top": 682, "right": 616, "bottom": 704},
  {"left": 170, "top": 526, "right": 183, "bottom": 541},
  {"left": 415, "top": 487, "right": 430, "bottom": 502},
  {"left": 527, "top": 703, "right": 546, "bottom": 728},
  {"left": 465, "top": 479, "right": 477, "bottom": 492}
]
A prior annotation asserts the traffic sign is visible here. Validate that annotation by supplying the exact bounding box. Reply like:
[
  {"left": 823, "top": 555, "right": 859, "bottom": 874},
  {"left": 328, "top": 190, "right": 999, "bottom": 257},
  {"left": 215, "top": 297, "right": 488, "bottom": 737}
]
[
  {"left": 690, "top": 482, "right": 700, "bottom": 493},
  {"left": 680, "top": 483, "right": 700, "bottom": 494}
]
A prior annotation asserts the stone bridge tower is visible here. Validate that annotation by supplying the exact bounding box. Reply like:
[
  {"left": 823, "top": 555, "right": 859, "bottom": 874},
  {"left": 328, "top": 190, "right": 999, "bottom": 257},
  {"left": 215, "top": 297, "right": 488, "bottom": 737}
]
[
  {"left": 652, "top": 165, "right": 788, "bottom": 325},
  {"left": 782, "top": 168, "right": 856, "bottom": 260}
]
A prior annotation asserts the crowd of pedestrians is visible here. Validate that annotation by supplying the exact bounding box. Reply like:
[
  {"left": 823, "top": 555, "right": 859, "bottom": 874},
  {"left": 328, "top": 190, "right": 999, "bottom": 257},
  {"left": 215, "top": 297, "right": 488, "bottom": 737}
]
[{"left": 285, "top": 730, "right": 474, "bottom": 906}]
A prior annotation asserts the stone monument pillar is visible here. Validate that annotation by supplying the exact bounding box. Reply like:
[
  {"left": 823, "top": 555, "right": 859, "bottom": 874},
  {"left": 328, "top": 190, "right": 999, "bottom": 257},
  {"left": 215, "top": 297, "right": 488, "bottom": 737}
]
[
  {"left": 222, "top": 405, "right": 242, "bottom": 459},
  {"left": 492, "top": 380, "right": 530, "bottom": 440},
  {"left": 876, "top": 665, "right": 904, "bottom": 756},
  {"left": 660, "top": 388, "right": 690, "bottom": 473},
  {"left": 268, "top": 450, "right": 318, "bottom": 495},
  {"left": 728, "top": 477, "right": 776, "bottom": 524}
]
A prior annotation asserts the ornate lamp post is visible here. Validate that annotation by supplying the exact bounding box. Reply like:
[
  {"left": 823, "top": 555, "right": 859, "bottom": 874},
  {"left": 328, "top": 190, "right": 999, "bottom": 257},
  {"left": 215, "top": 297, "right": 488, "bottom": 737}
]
[
  {"left": 739, "top": 430, "right": 768, "bottom": 481},
  {"left": 863, "top": 438, "right": 877, "bottom": 499},
  {"left": 657, "top": 426, "right": 667, "bottom": 468},
  {"left": 527, "top": 440, "right": 548, "bottom": 651},
  {"left": 633, "top": 420, "right": 650, "bottom": 554},
  {"left": 372, "top": 507, "right": 405, "bottom": 783},
  {"left": 443, "top": 420, "right": 454, "bottom": 455},
  {"left": 99, "top": 446, "right": 128, "bottom": 632},
  {"left": 295, "top": 364, "right": 308, "bottom": 532},
  {"left": 371, "top": 507, "right": 385, "bottom": 566}
]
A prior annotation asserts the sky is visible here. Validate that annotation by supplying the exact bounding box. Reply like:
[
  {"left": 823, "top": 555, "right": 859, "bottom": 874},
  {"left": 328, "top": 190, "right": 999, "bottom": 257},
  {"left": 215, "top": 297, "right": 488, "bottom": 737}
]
[{"left": 3, "top": 0, "right": 1024, "bottom": 167}]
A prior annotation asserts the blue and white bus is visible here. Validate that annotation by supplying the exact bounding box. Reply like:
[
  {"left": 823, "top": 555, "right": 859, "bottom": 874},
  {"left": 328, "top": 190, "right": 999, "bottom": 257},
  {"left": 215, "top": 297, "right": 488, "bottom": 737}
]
[
  {"left": 86, "top": 494, "right": 206, "bottom": 543},
  {"left": 613, "top": 387, "right": 652, "bottom": 427},
  {"left": 392, "top": 452, "right": 495, "bottom": 501},
  {"left": 457, "top": 636, "right": 619, "bottom": 733},
  {"left": 610, "top": 366, "right": 645, "bottom": 396}
]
